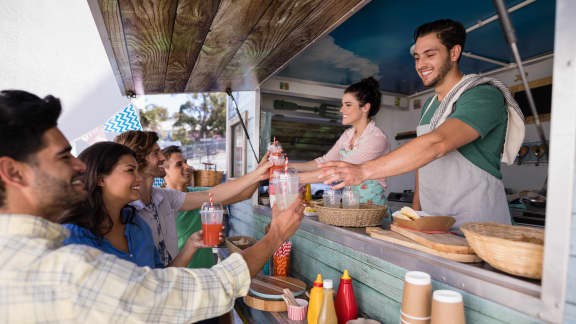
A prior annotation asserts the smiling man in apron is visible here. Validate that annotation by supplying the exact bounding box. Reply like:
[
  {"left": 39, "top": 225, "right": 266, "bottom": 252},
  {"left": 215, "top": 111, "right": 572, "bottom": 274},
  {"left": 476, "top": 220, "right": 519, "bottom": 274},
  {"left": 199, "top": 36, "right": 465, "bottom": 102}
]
[{"left": 319, "top": 19, "right": 524, "bottom": 230}]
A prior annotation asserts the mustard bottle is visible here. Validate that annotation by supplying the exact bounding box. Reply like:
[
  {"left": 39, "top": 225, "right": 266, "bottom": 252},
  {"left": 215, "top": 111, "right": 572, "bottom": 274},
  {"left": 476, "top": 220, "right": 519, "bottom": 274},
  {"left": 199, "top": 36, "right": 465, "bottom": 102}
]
[
  {"left": 305, "top": 184, "right": 313, "bottom": 202},
  {"left": 317, "top": 279, "right": 338, "bottom": 324},
  {"left": 307, "top": 273, "right": 324, "bottom": 324}
]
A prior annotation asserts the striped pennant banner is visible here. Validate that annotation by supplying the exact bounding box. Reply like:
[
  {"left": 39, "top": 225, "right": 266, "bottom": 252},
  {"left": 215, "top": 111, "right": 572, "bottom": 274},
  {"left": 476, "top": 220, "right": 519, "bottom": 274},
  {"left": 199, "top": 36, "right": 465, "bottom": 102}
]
[{"left": 104, "top": 104, "right": 142, "bottom": 133}]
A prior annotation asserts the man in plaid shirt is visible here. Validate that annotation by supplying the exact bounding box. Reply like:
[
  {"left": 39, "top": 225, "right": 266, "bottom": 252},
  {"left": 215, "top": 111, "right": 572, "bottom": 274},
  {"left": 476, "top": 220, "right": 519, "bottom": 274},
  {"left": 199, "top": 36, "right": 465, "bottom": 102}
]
[{"left": 0, "top": 90, "right": 304, "bottom": 323}]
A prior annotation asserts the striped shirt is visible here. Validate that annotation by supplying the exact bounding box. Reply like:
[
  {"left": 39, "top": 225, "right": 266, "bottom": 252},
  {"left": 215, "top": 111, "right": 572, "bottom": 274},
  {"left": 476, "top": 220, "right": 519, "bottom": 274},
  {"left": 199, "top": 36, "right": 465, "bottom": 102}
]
[
  {"left": 315, "top": 120, "right": 390, "bottom": 188},
  {"left": 0, "top": 214, "right": 250, "bottom": 323}
]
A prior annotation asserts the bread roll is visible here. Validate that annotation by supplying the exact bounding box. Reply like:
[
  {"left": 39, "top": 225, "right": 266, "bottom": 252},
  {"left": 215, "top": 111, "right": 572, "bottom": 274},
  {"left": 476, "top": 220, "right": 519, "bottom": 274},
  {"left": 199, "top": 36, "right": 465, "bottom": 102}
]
[{"left": 400, "top": 206, "right": 420, "bottom": 220}]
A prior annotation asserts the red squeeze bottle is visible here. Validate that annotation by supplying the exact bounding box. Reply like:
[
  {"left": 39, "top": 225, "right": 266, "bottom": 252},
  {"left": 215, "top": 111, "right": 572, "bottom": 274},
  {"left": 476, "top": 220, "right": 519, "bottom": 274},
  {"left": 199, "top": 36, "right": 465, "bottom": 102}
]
[{"left": 335, "top": 270, "right": 358, "bottom": 324}]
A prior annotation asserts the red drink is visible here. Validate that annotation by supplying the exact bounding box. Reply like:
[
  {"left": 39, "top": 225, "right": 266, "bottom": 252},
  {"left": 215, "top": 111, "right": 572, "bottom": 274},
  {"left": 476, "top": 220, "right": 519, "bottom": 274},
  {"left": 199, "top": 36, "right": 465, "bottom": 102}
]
[{"left": 202, "top": 223, "right": 223, "bottom": 246}]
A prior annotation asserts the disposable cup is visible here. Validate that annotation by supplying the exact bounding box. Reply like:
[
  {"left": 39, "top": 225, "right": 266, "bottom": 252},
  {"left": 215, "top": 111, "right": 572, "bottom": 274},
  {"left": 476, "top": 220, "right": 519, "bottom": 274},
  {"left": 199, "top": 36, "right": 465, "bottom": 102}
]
[
  {"left": 272, "top": 168, "right": 299, "bottom": 211},
  {"left": 287, "top": 299, "right": 308, "bottom": 321},
  {"left": 430, "top": 290, "right": 465, "bottom": 324},
  {"left": 400, "top": 271, "right": 432, "bottom": 324},
  {"left": 342, "top": 188, "right": 360, "bottom": 209},
  {"left": 200, "top": 202, "right": 223, "bottom": 246},
  {"left": 323, "top": 188, "right": 341, "bottom": 208}
]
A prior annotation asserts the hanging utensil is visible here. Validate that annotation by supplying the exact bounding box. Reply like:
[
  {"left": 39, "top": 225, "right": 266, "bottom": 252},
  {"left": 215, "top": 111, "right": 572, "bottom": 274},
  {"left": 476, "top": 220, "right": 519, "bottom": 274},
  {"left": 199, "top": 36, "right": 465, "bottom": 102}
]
[{"left": 517, "top": 145, "right": 529, "bottom": 165}]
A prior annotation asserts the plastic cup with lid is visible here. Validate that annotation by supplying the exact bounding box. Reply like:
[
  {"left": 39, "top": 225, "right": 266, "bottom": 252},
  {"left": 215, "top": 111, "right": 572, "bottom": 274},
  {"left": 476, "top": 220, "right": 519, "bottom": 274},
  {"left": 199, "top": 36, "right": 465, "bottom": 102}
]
[{"left": 200, "top": 202, "right": 224, "bottom": 246}]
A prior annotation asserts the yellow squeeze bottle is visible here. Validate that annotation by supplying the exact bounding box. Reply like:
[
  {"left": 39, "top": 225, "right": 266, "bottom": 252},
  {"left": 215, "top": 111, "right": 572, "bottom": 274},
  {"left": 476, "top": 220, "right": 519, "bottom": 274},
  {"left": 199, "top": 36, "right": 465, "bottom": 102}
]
[{"left": 307, "top": 273, "right": 324, "bottom": 324}]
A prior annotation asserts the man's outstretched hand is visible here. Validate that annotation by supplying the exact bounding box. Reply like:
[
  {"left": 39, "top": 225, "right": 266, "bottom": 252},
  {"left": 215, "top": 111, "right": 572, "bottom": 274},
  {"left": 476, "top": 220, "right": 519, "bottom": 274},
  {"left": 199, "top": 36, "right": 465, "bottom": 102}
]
[
  {"left": 269, "top": 196, "right": 304, "bottom": 242},
  {"left": 241, "top": 195, "right": 304, "bottom": 277},
  {"left": 318, "top": 161, "right": 366, "bottom": 189}
]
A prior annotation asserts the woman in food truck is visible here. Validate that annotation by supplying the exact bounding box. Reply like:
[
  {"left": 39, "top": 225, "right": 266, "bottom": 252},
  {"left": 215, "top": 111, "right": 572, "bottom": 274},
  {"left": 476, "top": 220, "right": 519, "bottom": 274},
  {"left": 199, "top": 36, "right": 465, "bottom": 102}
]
[{"left": 290, "top": 77, "right": 391, "bottom": 205}]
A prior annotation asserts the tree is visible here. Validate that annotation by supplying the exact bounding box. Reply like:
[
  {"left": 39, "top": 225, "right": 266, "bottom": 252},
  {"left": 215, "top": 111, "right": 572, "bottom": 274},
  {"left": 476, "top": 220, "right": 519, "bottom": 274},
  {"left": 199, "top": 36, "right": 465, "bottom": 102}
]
[
  {"left": 173, "top": 93, "right": 226, "bottom": 141},
  {"left": 139, "top": 104, "right": 169, "bottom": 134}
]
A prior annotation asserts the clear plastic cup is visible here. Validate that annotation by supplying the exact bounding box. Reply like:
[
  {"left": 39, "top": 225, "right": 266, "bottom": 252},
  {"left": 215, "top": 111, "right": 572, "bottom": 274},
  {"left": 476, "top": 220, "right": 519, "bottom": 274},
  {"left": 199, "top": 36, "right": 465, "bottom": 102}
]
[
  {"left": 342, "top": 188, "right": 360, "bottom": 209},
  {"left": 271, "top": 168, "right": 299, "bottom": 211},
  {"left": 269, "top": 153, "right": 285, "bottom": 179},
  {"left": 323, "top": 188, "right": 341, "bottom": 208},
  {"left": 200, "top": 202, "right": 224, "bottom": 246},
  {"left": 268, "top": 141, "right": 283, "bottom": 154}
]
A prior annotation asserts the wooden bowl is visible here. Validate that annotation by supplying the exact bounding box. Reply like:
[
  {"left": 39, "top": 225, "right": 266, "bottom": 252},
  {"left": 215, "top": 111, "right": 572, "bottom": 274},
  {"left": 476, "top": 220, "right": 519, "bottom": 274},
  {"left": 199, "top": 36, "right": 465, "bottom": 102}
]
[{"left": 393, "top": 216, "right": 455, "bottom": 232}]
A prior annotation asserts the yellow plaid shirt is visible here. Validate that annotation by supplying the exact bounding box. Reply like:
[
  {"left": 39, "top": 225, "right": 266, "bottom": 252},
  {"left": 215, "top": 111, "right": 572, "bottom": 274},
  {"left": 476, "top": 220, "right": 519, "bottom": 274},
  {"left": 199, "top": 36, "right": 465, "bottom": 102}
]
[{"left": 0, "top": 214, "right": 250, "bottom": 323}]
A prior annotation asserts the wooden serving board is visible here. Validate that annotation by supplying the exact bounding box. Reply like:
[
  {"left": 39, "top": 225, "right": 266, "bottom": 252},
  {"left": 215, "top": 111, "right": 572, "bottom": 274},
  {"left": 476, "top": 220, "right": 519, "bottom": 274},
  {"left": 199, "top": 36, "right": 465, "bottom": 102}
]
[
  {"left": 366, "top": 227, "right": 481, "bottom": 263},
  {"left": 249, "top": 275, "right": 306, "bottom": 300},
  {"left": 244, "top": 293, "right": 288, "bottom": 312},
  {"left": 390, "top": 224, "right": 474, "bottom": 254}
]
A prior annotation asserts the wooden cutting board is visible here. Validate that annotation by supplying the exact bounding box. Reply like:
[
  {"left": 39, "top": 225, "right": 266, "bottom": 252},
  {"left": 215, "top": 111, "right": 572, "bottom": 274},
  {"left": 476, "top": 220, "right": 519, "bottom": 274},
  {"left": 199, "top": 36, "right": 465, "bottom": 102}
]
[
  {"left": 249, "top": 275, "right": 307, "bottom": 300},
  {"left": 390, "top": 224, "right": 474, "bottom": 254},
  {"left": 245, "top": 275, "right": 307, "bottom": 312},
  {"left": 244, "top": 293, "right": 289, "bottom": 312},
  {"left": 366, "top": 227, "right": 481, "bottom": 263}
]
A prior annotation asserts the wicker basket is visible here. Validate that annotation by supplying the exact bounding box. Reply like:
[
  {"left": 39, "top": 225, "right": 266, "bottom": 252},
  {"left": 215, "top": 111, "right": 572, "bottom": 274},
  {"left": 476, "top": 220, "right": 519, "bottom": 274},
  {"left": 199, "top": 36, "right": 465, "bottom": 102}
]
[
  {"left": 310, "top": 200, "right": 323, "bottom": 208},
  {"left": 225, "top": 236, "right": 257, "bottom": 254},
  {"left": 316, "top": 203, "right": 387, "bottom": 227},
  {"left": 461, "top": 222, "right": 544, "bottom": 279},
  {"left": 194, "top": 170, "right": 223, "bottom": 187}
]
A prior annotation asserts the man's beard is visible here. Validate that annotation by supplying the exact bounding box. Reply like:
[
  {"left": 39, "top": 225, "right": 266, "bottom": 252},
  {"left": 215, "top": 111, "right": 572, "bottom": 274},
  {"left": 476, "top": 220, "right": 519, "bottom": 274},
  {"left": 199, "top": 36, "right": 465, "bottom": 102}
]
[
  {"left": 32, "top": 169, "right": 87, "bottom": 221},
  {"left": 426, "top": 57, "right": 453, "bottom": 88}
]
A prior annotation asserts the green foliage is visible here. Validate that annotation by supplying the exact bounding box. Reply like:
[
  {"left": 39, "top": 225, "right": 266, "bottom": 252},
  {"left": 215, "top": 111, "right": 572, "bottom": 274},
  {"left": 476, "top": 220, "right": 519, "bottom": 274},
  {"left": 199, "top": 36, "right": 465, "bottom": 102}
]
[
  {"left": 139, "top": 104, "right": 169, "bottom": 133},
  {"left": 172, "top": 93, "right": 226, "bottom": 143}
]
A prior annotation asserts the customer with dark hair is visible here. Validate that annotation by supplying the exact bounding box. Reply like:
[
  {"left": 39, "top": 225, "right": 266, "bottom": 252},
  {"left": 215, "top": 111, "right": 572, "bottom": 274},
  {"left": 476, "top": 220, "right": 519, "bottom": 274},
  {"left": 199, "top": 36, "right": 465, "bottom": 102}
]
[
  {"left": 0, "top": 89, "right": 304, "bottom": 323},
  {"left": 0, "top": 90, "right": 85, "bottom": 212},
  {"left": 115, "top": 130, "right": 267, "bottom": 266},
  {"left": 290, "top": 77, "right": 391, "bottom": 206},
  {"left": 59, "top": 142, "right": 213, "bottom": 269},
  {"left": 320, "top": 19, "right": 525, "bottom": 230}
]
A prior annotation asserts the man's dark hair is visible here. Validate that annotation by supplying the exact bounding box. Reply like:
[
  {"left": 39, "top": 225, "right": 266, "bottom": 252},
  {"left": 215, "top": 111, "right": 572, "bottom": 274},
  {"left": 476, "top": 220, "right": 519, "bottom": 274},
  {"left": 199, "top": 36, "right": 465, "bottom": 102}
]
[
  {"left": 160, "top": 145, "right": 182, "bottom": 165},
  {"left": 414, "top": 19, "right": 466, "bottom": 61},
  {"left": 0, "top": 90, "right": 62, "bottom": 206},
  {"left": 114, "top": 130, "right": 159, "bottom": 170},
  {"left": 59, "top": 142, "right": 137, "bottom": 238}
]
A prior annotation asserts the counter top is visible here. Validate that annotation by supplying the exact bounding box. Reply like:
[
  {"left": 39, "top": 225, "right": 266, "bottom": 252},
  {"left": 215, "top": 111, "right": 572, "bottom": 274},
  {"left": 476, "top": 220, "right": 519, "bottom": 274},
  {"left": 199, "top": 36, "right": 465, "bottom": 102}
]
[{"left": 252, "top": 205, "right": 543, "bottom": 317}]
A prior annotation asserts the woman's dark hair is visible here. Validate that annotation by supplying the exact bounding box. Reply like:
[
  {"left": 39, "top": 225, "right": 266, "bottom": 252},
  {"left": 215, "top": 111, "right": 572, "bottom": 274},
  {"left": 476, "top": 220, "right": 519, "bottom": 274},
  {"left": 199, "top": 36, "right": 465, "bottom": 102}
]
[
  {"left": 344, "top": 77, "right": 381, "bottom": 118},
  {"left": 59, "top": 142, "right": 137, "bottom": 238},
  {"left": 414, "top": 19, "right": 466, "bottom": 61},
  {"left": 0, "top": 90, "right": 62, "bottom": 207}
]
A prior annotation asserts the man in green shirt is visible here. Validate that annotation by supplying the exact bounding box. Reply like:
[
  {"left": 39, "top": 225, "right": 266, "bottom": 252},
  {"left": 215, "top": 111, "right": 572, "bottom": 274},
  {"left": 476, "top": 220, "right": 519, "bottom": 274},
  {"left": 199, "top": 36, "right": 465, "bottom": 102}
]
[
  {"left": 162, "top": 146, "right": 215, "bottom": 269},
  {"left": 319, "top": 19, "right": 524, "bottom": 229},
  {"left": 162, "top": 146, "right": 257, "bottom": 269}
]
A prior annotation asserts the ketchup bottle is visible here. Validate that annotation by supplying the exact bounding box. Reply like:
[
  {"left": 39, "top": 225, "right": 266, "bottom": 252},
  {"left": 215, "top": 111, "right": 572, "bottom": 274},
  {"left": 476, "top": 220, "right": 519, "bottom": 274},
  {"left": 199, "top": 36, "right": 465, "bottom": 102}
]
[{"left": 335, "top": 270, "right": 358, "bottom": 324}]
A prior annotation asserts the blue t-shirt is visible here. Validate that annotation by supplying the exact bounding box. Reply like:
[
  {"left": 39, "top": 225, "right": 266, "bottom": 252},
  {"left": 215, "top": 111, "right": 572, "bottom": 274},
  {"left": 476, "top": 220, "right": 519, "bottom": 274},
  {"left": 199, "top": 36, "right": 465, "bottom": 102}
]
[{"left": 62, "top": 208, "right": 164, "bottom": 269}]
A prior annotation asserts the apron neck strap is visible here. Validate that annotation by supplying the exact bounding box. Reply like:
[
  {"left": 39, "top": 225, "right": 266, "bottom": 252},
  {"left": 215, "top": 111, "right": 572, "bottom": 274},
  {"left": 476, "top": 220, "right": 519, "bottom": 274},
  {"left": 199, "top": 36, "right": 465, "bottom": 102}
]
[{"left": 419, "top": 95, "right": 437, "bottom": 124}]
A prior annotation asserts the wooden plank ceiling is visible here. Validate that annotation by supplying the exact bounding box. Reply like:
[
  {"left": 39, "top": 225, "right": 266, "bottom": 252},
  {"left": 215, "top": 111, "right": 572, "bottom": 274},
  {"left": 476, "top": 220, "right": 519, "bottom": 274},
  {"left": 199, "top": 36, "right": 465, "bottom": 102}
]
[{"left": 88, "top": 0, "right": 371, "bottom": 95}]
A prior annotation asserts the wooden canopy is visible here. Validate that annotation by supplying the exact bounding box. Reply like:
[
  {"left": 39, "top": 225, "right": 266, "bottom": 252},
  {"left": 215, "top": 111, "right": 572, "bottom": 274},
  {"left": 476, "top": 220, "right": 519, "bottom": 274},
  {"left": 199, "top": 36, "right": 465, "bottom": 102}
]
[{"left": 88, "top": 0, "right": 371, "bottom": 96}]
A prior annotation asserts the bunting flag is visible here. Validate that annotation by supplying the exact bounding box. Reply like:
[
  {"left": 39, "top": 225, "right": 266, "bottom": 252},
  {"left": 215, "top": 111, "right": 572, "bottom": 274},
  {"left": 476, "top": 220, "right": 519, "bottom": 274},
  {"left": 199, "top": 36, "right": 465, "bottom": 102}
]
[{"left": 103, "top": 104, "right": 142, "bottom": 133}]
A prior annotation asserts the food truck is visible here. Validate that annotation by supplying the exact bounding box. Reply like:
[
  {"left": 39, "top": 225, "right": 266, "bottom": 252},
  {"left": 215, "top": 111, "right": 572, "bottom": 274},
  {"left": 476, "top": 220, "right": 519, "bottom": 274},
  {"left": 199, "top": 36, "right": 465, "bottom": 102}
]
[{"left": 1, "top": 0, "right": 575, "bottom": 323}]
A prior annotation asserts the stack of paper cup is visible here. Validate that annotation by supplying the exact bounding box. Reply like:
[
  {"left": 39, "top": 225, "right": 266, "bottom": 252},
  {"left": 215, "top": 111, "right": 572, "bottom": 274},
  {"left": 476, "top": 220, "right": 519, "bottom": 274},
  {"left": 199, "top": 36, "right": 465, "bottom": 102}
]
[
  {"left": 400, "top": 271, "right": 432, "bottom": 324},
  {"left": 430, "top": 290, "right": 465, "bottom": 324}
]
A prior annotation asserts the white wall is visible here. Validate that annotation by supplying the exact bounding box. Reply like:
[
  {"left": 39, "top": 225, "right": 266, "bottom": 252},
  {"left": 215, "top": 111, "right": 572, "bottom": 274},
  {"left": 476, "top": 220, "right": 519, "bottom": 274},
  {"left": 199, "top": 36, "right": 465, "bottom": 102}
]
[
  {"left": 0, "top": 0, "right": 129, "bottom": 140},
  {"left": 372, "top": 106, "right": 420, "bottom": 192}
]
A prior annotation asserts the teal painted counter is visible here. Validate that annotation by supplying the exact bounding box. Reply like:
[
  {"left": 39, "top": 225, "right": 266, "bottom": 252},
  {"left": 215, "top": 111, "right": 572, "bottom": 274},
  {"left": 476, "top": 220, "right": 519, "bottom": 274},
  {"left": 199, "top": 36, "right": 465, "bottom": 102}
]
[{"left": 228, "top": 201, "right": 543, "bottom": 323}]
